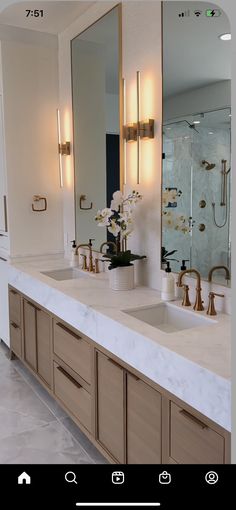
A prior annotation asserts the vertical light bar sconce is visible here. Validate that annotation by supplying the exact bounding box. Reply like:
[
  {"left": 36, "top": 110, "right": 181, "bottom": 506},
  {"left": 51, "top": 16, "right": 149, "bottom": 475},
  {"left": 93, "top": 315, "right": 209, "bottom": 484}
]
[
  {"left": 123, "top": 72, "right": 155, "bottom": 184},
  {"left": 123, "top": 78, "right": 127, "bottom": 185},
  {"left": 56, "top": 109, "right": 71, "bottom": 188},
  {"left": 137, "top": 71, "right": 141, "bottom": 184}
]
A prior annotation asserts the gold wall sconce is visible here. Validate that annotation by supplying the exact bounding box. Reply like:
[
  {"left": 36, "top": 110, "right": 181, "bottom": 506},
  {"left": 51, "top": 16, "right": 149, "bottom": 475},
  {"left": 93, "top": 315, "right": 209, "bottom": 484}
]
[
  {"left": 123, "top": 71, "right": 155, "bottom": 184},
  {"left": 58, "top": 141, "right": 71, "bottom": 156},
  {"left": 56, "top": 109, "right": 71, "bottom": 188}
]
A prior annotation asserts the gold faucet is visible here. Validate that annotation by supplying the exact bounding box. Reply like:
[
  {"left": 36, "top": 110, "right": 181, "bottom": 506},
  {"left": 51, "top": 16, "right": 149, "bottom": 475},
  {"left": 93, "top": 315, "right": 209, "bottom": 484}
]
[
  {"left": 100, "top": 241, "right": 118, "bottom": 255},
  {"left": 208, "top": 265, "right": 230, "bottom": 283},
  {"left": 75, "top": 239, "right": 95, "bottom": 272},
  {"left": 177, "top": 269, "right": 204, "bottom": 311}
]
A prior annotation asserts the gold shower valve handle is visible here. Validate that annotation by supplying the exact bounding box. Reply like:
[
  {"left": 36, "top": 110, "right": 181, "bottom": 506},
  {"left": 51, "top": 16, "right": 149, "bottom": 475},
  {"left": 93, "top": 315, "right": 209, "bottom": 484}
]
[{"left": 32, "top": 195, "right": 47, "bottom": 212}]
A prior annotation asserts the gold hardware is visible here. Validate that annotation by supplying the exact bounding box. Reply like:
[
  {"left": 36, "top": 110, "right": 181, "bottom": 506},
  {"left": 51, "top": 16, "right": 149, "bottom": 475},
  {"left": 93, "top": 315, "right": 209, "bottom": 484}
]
[
  {"left": 207, "top": 292, "right": 224, "bottom": 316},
  {"left": 199, "top": 199, "right": 206, "bottom": 208},
  {"left": 100, "top": 241, "right": 118, "bottom": 255},
  {"left": 208, "top": 265, "right": 230, "bottom": 282},
  {"left": 75, "top": 241, "right": 94, "bottom": 272},
  {"left": 181, "top": 284, "right": 191, "bottom": 307},
  {"left": 177, "top": 268, "right": 204, "bottom": 311},
  {"left": 80, "top": 254, "right": 88, "bottom": 271},
  {"left": 79, "top": 194, "right": 93, "bottom": 210},
  {"left": 58, "top": 141, "right": 71, "bottom": 156},
  {"left": 139, "top": 119, "right": 155, "bottom": 139},
  {"left": 123, "top": 123, "right": 138, "bottom": 142},
  {"left": 94, "top": 258, "right": 100, "bottom": 274},
  {"left": 32, "top": 195, "right": 47, "bottom": 212},
  {"left": 198, "top": 223, "right": 206, "bottom": 232}
]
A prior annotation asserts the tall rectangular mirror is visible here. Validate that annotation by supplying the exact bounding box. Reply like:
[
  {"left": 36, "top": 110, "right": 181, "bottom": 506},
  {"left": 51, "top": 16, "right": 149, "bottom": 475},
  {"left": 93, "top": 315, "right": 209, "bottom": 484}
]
[
  {"left": 162, "top": 1, "right": 231, "bottom": 286},
  {"left": 71, "top": 5, "right": 122, "bottom": 252}
]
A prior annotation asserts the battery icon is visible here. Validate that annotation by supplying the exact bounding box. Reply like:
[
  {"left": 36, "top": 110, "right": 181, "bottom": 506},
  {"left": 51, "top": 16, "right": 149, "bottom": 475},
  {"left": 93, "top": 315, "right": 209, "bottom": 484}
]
[{"left": 205, "top": 9, "right": 221, "bottom": 17}]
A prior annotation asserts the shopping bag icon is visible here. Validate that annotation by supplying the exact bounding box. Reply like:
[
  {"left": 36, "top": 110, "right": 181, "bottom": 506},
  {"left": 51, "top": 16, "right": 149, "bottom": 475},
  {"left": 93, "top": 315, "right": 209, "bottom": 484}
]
[{"left": 159, "top": 471, "right": 171, "bottom": 484}]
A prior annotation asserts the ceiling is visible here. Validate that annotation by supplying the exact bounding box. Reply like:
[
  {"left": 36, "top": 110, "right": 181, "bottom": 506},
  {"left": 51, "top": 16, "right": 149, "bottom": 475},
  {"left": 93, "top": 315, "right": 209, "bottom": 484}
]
[
  {"left": 163, "top": 1, "right": 231, "bottom": 98},
  {"left": 0, "top": 1, "right": 95, "bottom": 34}
]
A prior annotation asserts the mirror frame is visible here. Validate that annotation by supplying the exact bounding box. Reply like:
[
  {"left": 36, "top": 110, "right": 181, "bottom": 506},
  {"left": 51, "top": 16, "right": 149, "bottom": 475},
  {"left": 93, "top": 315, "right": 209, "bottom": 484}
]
[
  {"left": 160, "top": 1, "right": 231, "bottom": 287},
  {"left": 71, "top": 3, "right": 124, "bottom": 253}
]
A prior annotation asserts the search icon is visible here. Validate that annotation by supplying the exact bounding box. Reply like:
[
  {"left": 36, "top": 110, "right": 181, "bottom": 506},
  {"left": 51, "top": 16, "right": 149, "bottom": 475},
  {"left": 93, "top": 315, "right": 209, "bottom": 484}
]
[{"left": 65, "top": 471, "right": 77, "bottom": 484}]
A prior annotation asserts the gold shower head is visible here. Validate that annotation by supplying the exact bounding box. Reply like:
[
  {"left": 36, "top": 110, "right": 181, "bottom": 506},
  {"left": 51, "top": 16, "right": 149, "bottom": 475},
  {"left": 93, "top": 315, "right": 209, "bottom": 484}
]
[{"left": 202, "top": 160, "right": 216, "bottom": 170}]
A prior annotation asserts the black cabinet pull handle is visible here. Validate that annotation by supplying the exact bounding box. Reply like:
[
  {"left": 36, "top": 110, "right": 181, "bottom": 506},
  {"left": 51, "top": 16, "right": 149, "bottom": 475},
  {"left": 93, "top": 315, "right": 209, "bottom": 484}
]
[{"left": 56, "top": 365, "right": 82, "bottom": 389}]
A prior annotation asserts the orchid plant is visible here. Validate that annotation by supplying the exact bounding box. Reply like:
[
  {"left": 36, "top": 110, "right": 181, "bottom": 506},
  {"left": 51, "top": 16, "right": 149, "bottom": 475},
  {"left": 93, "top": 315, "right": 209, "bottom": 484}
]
[
  {"left": 162, "top": 188, "right": 192, "bottom": 234},
  {"left": 95, "top": 190, "right": 146, "bottom": 270}
]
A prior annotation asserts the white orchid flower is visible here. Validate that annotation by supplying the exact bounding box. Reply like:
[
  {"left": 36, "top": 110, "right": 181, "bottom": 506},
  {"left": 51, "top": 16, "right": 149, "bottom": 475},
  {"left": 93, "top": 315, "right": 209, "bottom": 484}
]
[
  {"left": 108, "top": 219, "right": 121, "bottom": 237},
  {"left": 95, "top": 208, "right": 113, "bottom": 226},
  {"left": 111, "top": 190, "right": 123, "bottom": 211}
]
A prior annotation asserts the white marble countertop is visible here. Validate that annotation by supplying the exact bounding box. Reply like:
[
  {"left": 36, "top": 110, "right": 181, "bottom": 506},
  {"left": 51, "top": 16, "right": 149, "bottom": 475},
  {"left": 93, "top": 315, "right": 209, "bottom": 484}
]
[{"left": 8, "top": 256, "right": 231, "bottom": 431}]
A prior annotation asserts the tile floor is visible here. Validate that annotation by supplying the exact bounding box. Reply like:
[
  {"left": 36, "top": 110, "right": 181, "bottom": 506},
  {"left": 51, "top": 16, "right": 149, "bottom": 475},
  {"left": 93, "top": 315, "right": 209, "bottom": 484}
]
[{"left": 0, "top": 341, "right": 107, "bottom": 464}]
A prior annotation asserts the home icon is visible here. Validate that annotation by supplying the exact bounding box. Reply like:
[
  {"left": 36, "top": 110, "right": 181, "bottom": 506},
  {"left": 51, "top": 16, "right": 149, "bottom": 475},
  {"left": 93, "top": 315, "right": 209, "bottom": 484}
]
[{"left": 18, "top": 472, "right": 31, "bottom": 485}]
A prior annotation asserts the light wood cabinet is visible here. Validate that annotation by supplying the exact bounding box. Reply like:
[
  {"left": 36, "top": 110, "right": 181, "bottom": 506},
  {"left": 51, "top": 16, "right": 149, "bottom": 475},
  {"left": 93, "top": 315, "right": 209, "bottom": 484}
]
[
  {"left": 9, "top": 286, "right": 231, "bottom": 465},
  {"left": 23, "top": 300, "right": 37, "bottom": 371},
  {"left": 127, "top": 374, "right": 162, "bottom": 464},
  {"left": 167, "top": 402, "right": 225, "bottom": 464},
  {"left": 23, "top": 298, "right": 51, "bottom": 387},
  {"left": 53, "top": 320, "right": 91, "bottom": 385},
  {"left": 9, "top": 321, "right": 21, "bottom": 358},
  {"left": 96, "top": 352, "right": 125, "bottom": 463},
  {"left": 9, "top": 288, "right": 21, "bottom": 326},
  {"left": 54, "top": 362, "right": 92, "bottom": 433},
  {"left": 37, "top": 309, "right": 51, "bottom": 387}
]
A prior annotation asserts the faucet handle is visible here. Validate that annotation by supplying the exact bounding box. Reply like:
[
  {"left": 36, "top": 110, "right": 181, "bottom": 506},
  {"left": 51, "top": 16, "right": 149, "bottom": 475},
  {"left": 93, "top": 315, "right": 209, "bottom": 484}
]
[
  {"left": 182, "top": 284, "right": 191, "bottom": 307},
  {"left": 207, "top": 292, "right": 224, "bottom": 316},
  {"left": 80, "top": 254, "right": 88, "bottom": 271}
]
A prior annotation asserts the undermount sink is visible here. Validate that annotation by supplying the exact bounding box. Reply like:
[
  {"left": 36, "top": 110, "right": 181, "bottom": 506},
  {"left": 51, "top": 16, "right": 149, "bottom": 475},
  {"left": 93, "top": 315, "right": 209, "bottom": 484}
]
[
  {"left": 123, "top": 302, "right": 216, "bottom": 333},
  {"left": 41, "top": 267, "right": 87, "bottom": 281}
]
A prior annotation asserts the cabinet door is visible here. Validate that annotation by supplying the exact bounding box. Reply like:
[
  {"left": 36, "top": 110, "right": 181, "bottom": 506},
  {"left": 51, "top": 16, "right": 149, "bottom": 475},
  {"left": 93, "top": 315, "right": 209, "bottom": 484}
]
[
  {"left": 0, "top": 95, "right": 7, "bottom": 233},
  {"left": 127, "top": 374, "right": 162, "bottom": 464},
  {"left": 168, "top": 402, "right": 225, "bottom": 464},
  {"left": 37, "top": 309, "right": 51, "bottom": 387},
  {"left": 23, "top": 300, "right": 37, "bottom": 371},
  {"left": 97, "top": 352, "right": 125, "bottom": 463}
]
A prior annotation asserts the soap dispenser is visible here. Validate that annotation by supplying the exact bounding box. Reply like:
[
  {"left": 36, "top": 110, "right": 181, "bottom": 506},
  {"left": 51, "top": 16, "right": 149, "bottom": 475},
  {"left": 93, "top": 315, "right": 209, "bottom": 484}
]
[
  {"left": 161, "top": 261, "right": 175, "bottom": 301},
  {"left": 70, "top": 240, "right": 78, "bottom": 267},
  {"left": 175, "top": 260, "right": 189, "bottom": 298}
]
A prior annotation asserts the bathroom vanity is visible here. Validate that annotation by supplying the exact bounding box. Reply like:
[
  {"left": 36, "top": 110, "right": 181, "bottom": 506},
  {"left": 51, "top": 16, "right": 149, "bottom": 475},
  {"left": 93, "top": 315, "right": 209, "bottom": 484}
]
[{"left": 8, "top": 258, "right": 231, "bottom": 465}]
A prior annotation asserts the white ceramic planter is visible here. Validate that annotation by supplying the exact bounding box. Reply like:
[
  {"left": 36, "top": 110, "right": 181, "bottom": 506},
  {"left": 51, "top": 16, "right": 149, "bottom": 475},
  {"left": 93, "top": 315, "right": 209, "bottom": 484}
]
[{"left": 108, "top": 265, "right": 135, "bottom": 291}]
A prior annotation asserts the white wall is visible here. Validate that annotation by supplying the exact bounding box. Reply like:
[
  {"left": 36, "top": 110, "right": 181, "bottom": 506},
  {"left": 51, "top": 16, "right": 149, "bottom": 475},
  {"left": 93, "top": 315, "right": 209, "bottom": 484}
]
[
  {"left": 0, "top": 27, "right": 64, "bottom": 258},
  {"left": 164, "top": 80, "right": 231, "bottom": 121}
]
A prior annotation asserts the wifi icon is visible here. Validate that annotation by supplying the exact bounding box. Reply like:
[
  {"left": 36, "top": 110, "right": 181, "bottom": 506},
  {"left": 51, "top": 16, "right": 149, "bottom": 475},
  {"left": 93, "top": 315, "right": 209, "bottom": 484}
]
[{"left": 194, "top": 10, "right": 202, "bottom": 17}]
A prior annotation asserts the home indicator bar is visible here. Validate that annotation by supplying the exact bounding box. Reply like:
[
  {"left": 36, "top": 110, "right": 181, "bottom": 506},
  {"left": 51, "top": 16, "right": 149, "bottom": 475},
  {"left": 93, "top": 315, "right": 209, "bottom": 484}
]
[{"left": 76, "top": 504, "right": 161, "bottom": 507}]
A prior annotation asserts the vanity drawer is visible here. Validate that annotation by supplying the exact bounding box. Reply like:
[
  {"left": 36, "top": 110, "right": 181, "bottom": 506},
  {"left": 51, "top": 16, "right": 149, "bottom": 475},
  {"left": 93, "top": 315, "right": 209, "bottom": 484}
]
[
  {"left": 170, "top": 402, "right": 225, "bottom": 464},
  {"left": 53, "top": 321, "right": 91, "bottom": 384},
  {"left": 54, "top": 362, "right": 91, "bottom": 433},
  {"left": 9, "top": 288, "right": 21, "bottom": 326},
  {"left": 10, "top": 321, "right": 22, "bottom": 358}
]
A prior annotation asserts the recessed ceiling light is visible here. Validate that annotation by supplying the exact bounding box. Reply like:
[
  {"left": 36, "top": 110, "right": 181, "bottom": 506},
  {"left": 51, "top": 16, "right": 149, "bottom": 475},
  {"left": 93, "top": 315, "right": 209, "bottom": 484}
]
[
  {"left": 166, "top": 127, "right": 171, "bottom": 130},
  {"left": 208, "top": 132, "right": 214, "bottom": 135},
  {"left": 219, "top": 33, "right": 231, "bottom": 41},
  {"left": 193, "top": 120, "right": 200, "bottom": 124},
  {"left": 229, "top": 114, "right": 232, "bottom": 117}
]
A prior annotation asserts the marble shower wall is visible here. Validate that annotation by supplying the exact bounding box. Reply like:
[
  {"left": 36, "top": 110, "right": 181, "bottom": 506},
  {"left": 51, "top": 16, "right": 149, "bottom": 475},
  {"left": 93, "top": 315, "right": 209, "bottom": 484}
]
[{"left": 162, "top": 115, "right": 231, "bottom": 281}]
